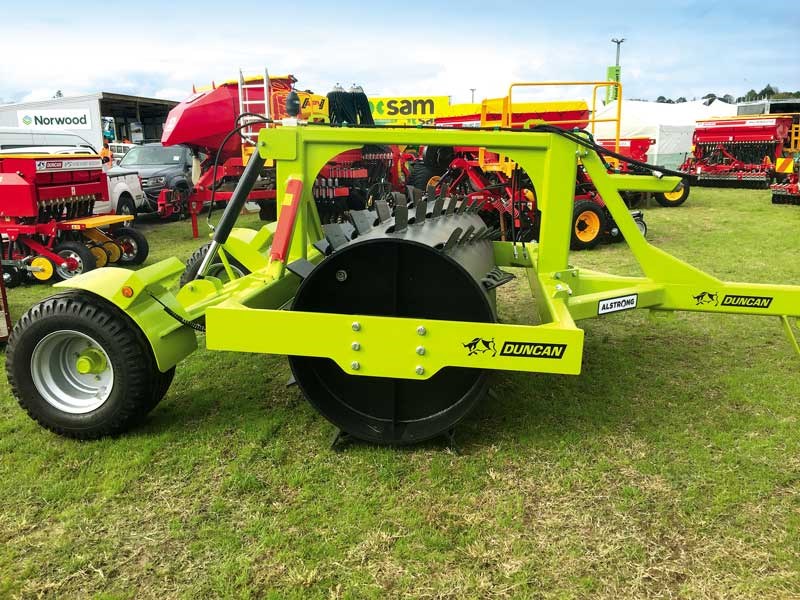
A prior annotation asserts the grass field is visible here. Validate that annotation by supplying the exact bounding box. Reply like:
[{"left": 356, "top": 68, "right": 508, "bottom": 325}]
[{"left": 1, "top": 189, "right": 799, "bottom": 599}]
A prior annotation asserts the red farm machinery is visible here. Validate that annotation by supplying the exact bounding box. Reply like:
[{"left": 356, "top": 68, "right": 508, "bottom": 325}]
[
  {"left": 679, "top": 114, "right": 800, "bottom": 192},
  {"left": 0, "top": 154, "right": 149, "bottom": 286},
  {"left": 418, "top": 81, "right": 686, "bottom": 250},
  {"left": 769, "top": 114, "right": 800, "bottom": 205},
  {"left": 160, "top": 69, "right": 397, "bottom": 237}
]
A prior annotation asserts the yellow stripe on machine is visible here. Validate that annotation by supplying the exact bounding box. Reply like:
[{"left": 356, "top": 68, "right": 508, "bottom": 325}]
[
  {"left": 65, "top": 214, "right": 134, "bottom": 229},
  {"left": 776, "top": 157, "right": 795, "bottom": 174}
]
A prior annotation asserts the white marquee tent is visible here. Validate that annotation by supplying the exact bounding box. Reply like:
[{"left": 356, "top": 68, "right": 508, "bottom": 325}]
[{"left": 592, "top": 99, "right": 737, "bottom": 169}]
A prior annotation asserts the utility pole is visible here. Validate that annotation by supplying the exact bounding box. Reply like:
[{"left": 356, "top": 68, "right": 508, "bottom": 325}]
[{"left": 470, "top": 88, "right": 476, "bottom": 103}]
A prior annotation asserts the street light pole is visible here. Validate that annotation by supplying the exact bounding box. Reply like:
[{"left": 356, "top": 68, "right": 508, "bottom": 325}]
[
  {"left": 611, "top": 38, "right": 625, "bottom": 66},
  {"left": 606, "top": 38, "right": 625, "bottom": 104},
  {"left": 470, "top": 88, "right": 476, "bottom": 103}
]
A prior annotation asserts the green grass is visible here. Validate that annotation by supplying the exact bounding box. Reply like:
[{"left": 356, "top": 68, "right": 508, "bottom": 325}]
[{"left": 1, "top": 191, "right": 799, "bottom": 599}]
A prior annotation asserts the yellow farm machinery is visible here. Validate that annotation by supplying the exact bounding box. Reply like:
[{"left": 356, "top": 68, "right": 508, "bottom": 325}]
[{"left": 6, "top": 121, "right": 800, "bottom": 444}]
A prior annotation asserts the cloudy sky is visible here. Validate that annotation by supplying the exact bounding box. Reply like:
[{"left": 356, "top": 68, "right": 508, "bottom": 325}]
[{"left": 1, "top": 0, "right": 797, "bottom": 105}]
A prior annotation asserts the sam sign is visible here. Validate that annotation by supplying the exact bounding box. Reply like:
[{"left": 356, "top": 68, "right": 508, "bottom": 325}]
[
  {"left": 17, "top": 108, "right": 92, "bottom": 130},
  {"left": 369, "top": 96, "right": 450, "bottom": 123}
]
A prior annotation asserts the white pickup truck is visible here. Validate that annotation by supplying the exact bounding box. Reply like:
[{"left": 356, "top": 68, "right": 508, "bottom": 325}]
[
  {"left": 97, "top": 168, "right": 145, "bottom": 216},
  {"left": 0, "top": 146, "right": 146, "bottom": 216}
]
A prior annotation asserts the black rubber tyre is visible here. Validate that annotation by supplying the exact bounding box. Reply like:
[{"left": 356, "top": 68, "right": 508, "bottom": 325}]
[
  {"left": 179, "top": 242, "right": 249, "bottom": 288},
  {"left": 654, "top": 179, "right": 690, "bottom": 207},
  {"left": 570, "top": 200, "right": 606, "bottom": 250},
  {"left": 422, "top": 146, "right": 454, "bottom": 173},
  {"left": 634, "top": 217, "right": 647, "bottom": 238},
  {"left": 116, "top": 193, "right": 137, "bottom": 219},
  {"left": 621, "top": 191, "right": 643, "bottom": 209},
  {"left": 146, "top": 366, "right": 176, "bottom": 412},
  {"left": 3, "top": 266, "right": 23, "bottom": 288},
  {"left": 408, "top": 163, "right": 434, "bottom": 190},
  {"left": 113, "top": 227, "right": 149, "bottom": 265},
  {"left": 6, "top": 291, "right": 161, "bottom": 439},
  {"left": 53, "top": 241, "right": 97, "bottom": 280}
]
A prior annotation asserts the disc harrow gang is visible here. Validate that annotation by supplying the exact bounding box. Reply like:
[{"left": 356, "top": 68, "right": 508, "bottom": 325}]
[{"left": 695, "top": 172, "right": 771, "bottom": 189}]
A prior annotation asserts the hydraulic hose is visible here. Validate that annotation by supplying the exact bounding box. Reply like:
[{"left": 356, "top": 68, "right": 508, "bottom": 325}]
[{"left": 206, "top": 115, "right": 273, "bottom": 227}]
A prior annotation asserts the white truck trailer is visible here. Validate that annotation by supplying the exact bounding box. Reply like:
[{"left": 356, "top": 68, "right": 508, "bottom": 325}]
[{"left": 0, "top": 91, "right": 178, "bottom": 150}]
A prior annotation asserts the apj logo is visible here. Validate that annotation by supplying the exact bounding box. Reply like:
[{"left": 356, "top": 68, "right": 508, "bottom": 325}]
[{"left": 22, "top": 115, "right": 32, "bottom": 126}]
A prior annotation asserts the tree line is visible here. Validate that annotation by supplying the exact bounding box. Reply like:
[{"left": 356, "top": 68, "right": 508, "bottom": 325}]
[{"left": 655, "top": 85, "right": 800, "bottom": 104}]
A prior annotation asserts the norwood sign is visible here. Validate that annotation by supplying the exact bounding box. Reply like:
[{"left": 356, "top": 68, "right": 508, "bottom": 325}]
[
  {"left": 17, "top": 108, "right": 92, "bottom": 130},
  {"left": 369, "top": 96, "right": 450, "bottom": 124}
]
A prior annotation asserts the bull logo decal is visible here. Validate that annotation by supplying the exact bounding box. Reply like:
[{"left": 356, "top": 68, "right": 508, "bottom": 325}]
[
  {"left": 463, "top": 337, "right": 496, "bottom": 357},
  {"left": 693, "top": 291, "right": 719, "bottom": 306}
]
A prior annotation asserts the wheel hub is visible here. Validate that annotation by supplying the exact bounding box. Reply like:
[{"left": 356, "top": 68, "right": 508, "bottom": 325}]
[
  {"left": 75, "top": 348, "right": 108, "bottom": 375},
  {"left": 31, "top": 330, "right": 114, "bottom": 414},
  {"left": 119, "top": 240, "right": 136, "bottom": 260},
  {"left": 576, "top": 211, "right": 600, "bottom": 241},
  {"left": 30, "top": 256, "right": 54, "bottom": 281}
]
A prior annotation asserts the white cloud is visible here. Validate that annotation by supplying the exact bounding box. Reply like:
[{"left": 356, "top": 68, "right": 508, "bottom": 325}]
[{"left": 1, "top": 7, "right": 796, "bottom": 107}]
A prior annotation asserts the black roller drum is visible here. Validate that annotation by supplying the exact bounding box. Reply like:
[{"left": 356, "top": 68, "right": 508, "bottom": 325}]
[{"left": 289, "top": 196, "right": 507, "bottom": 444}]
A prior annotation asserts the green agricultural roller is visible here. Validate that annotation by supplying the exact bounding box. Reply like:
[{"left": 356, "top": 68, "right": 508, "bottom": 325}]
[{"left": 6, "top": 124, "right": 800, "bottom": 444}]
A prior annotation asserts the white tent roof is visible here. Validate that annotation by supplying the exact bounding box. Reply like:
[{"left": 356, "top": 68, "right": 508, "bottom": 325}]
[{"left": 593, "top": 99, "right": 737, "bottom": 139}]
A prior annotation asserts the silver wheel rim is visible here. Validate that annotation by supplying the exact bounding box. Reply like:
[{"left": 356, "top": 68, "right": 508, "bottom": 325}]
[
  {"left": 55, "top": 250, "right": 85, "bottom": 279},
  {"left": 118, "top": 236, "right": 138, "bottom": 261},
  {"left": 31, "top": 330, "right": 114, "bottom": 414}
]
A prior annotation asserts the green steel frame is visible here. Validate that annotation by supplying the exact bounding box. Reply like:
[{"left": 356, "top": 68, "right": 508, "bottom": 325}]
[{"left": 57, "top": 125, "right": 800, "bottom": 378}]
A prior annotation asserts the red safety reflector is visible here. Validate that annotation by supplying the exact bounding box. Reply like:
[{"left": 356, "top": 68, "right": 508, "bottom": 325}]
[{"left": 121, "top": 286, "right": 134, "bottom": 298}]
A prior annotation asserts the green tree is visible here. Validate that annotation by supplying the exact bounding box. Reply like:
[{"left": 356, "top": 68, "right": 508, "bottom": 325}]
[
  {"left": 53, "top": 90, "right": 63, "bottom": 99},
  {"left": 759, "top": 84, "right": 777, "bottom": 98}
]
